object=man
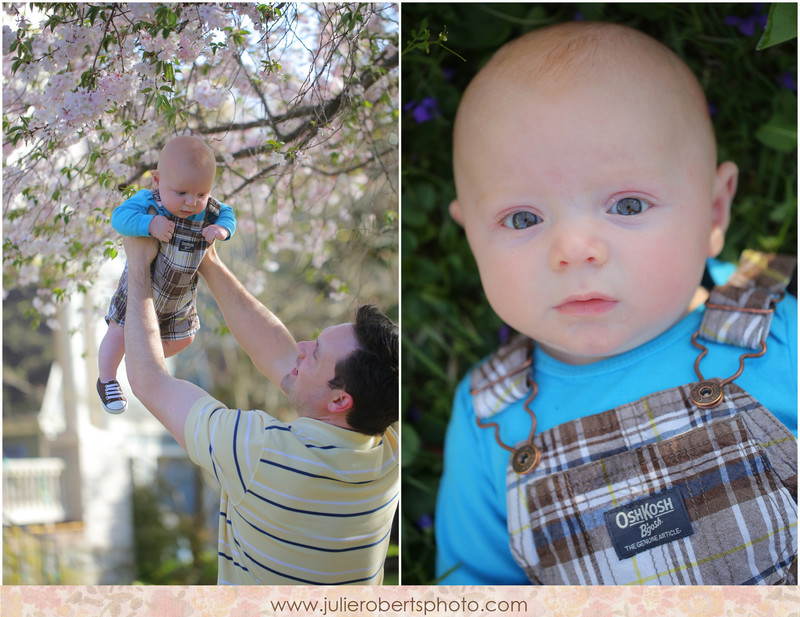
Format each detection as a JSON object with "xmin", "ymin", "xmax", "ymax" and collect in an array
[{"xmin": 122, "ymin": 236, "xmax": 399, "ymax": 585}]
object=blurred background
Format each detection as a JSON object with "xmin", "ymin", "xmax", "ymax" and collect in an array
[
  {"xmin": 3, "ymin": 2, "xmax": 398, "ymax": 584},
  {"xmin": 401, "ymin": 2, "xmax": 796, "ymax": 584}
]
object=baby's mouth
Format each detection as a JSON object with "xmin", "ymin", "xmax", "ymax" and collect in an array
[{"xmin": 555, "ymin": 294, "xmax": 618, "ymax": 316}]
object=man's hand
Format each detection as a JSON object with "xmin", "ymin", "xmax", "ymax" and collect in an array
[
  {"xmin": 202, "ymin": 224, "xmax": 230, "ymax": 243},
  {"xmin": 148, "ymin": 215, "xmax": 175, "ymax": 242},
  {"xmin": 122, "ymin": 234, "xmax": 159, "ymax": 267}
]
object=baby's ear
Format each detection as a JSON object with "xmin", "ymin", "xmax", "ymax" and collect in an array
[
  {"xmin": 449, "ymin": 200, "xmax": 465, "ymax": 226},
  {"xmin": 708, "ymin": 161, "xmax": 737, "ymax": 257}
]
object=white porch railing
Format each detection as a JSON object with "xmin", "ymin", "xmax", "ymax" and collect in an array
[{"xmin": 3, "ymin": 458, "xmax": 67, "ymax": 525}]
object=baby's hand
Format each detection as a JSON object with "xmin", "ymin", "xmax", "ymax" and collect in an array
[
  {"xmin": 149, "ymin": 215, "xmax": 175, "ymax": 242},
  {"xmin": 202, "ymin": 224, "xmax": 229, "ymax": 243}
]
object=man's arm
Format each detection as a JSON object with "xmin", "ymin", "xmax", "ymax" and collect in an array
[
  {"xmin": 123, "ymin": 235, "xmax": 210, "ymax": 450},
  {"xmin": 198, "ymin": 243, "xmax": 297, "ymax": 387}
]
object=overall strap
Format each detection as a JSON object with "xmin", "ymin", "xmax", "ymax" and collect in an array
[
  {"xmin": 204, "ymin": 196, "xmax": 222, "ymax": 223},
  {"xmin": 698, "ymin": 250, "xmax": 796, "ymax": 350},
  {"xmin": 470, "ymin": 334, "xmax": 532, "ymax": 420}
]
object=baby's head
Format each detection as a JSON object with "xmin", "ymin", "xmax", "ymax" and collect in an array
[
  {"xmin": 449, "ymin": 21, "xmax": 739, "ymax": 364},
  {"xmin": 153, "ymin": 135, "xmax": 217, "ymax": 218}
]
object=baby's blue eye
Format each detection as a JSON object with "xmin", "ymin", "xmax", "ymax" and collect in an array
[
  {"xmin": 502, "ymin": 211, "xmax": 542, "ymax": 229},
  {"xmin": 610, "ymin": 197, "xmax": 650, "ymax": 216}
]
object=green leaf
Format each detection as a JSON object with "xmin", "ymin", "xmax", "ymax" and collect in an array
[
  {"xmin": 755, "ymin": 116, "xmax": 797, "ymax": 152},
  {"xmin": 757, "ymin": 3, "xmax": 798, "ymax": 49},
  {"xmin": 401, "ymin": 423, "xmax": 421, "ymax": 468}
]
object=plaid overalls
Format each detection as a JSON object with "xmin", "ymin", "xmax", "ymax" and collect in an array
[
  {"xmin": 106, "ymin": 190, "xmax": 221, "ymax": 340},
  {"xmin": 471, "ymin": 251, "xmax": 797, "ymax": 585}
]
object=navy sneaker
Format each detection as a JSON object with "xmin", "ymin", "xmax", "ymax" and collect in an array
[{"xmin": 97, "ymin": 378, "xmax": 128, "ymax": 414}]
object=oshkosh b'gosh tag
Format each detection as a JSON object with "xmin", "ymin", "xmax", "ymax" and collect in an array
[
  {"xmin": 178, "ymin": 239, "xmax": 196, "ymax": 252},
  {"xmin": 604, "ymin": 487, "xmax": 694, "ymax": 560}
]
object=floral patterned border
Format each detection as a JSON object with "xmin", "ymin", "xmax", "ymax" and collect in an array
[{"xmin": 2, "ymin": 585, "xmax": 798, "ymax": 617}]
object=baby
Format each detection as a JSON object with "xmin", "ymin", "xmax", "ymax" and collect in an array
[
  {"xmin": 97, "ymin": 135, "xmax": 236, "ymax": 413},
  {"xmin": 437, "ymin": 22, "xmax": 797, "ymax": 585}
]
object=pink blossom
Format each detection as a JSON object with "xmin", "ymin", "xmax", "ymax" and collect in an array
[
  {"xmin": 197, "ymin": 4, "xmax": 231, "ymax": 31},
  {"xmin": 295, "ymin": 151, "xmax": 313, "ymax": 166},
  {"xmin": 194, "ymin": 79, "xmax": 228, "ymax": 109},
  {"xmin": 268, "ymin": 151, "xmax": 286, "ymax": 167}
]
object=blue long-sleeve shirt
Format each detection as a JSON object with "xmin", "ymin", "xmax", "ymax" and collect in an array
[{"xmin": 111, "ymin": 189, "xmax": 237, "ymax": 239}]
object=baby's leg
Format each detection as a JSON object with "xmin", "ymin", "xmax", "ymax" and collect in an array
[
  {"xmin": 162, "ymin": 334, "xmax": 194, "ymax": 358},
  {"xmin": 97, "ymin": 322, "xmax": 128, "ymax": 413},
  {"xmin": 98, "ymin": 322, "xmax": 125, "ymax": 382}
]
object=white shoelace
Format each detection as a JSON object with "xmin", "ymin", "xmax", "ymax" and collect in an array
[{"xmin": 103, "ymin": 381, "xmax": 124, "ymax": 400}]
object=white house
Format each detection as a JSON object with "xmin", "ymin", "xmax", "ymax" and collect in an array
[{"xmin": 3, "ymin": 259, "xmax": 198, "ymax": 584}]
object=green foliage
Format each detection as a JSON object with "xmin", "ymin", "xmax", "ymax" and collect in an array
[
  {"xmin": 401, "ymin": 2, "xmax": 796, "ymax": 584},
  {"xmin": 2, "ymin": 289, "xmax": 55, "ymax": 413},
  {"xmin": 131, "ymin": 485, "xmax": 180, "ymax": 583},
  {"xmin": 2, "ymin": 525, "xmax": 82, "ymax": 584},
  {"xmin": 131, "ymin": 484, "xmax": 217, "ymax": 585}
]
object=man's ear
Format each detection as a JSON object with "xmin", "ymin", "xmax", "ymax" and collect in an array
[
  {"xmin": 449, "ymin": 200, "xmax": 464, "ymax": 226},
  {"xmin": 709, "ymin": 161, "xmax": 738, "ymax": 258},
  {"xmin": 327, "ymin": 391, "xmax": 354, "ymax": 414}
]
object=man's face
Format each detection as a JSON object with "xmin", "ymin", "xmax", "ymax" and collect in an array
[
  {"xmin": 451, "ymin": 75, "xmax": 731, "ymax": 365},
  {"xmin": 281, "ymin": 323, "xmax": 359, "ymax": 416}
]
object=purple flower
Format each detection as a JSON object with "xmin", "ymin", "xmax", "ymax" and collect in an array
[
  {"xmin": 724, "ymin": 5, "xmax": 768, "ymax": 37},
  {"xmin": 404, "ymin": 97, "xmax": 440, "ymax": 123},
  {"xmin": 498, "ymin": 324, "xmax": 512, "ymax": 344},
  {"xmin": 442, "ymin": 67, "xmax": 456, "ymax": 82},
  {"xmin": 707, "ymin": 102, "xmax": 718, "ymax": 118},
  {"xmin": 408, "ymin": 405, "xmax": 422, "ymax": 422},
  {"xmin": 416, "ymin": 513, "xmax": 433, "ymax": 530},
  {"xmin": 780, "ymin": 72, "xmax": 797, "ymax": 93}
]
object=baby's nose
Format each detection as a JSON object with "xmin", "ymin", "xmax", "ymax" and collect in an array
[{"xmin": 549, "ymin": 227, "xmax": 608, "ymax": 271}]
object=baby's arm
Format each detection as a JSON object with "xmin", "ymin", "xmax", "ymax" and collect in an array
[
  {"xmin": 213, "ymin": 200, "xmax": 237, "ymax": 239},
  {"xmin": 436, "ymin": 379, "xmax": 531, "ymax": 584},
  {"xmin": 201, "ymin": 200, "xmax": 236, "ymax": 243},
  {"xmin": 111, "ymin": 190, "xmax": 159, "ymax": 237}
]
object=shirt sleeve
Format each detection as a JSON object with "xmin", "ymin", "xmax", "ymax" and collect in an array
[
  {"xmin": 213, "ymin": 200, "xmax": 237, "ymax": 239},
  {"xmin": 435, "ymin": 376, "xmax": 530, "ymax": 584},
  {"xmin": 185, "ymin": 396, "xmax": 270, "ymax": 505},
  {"xmin": 110, "ymin": 190, "xmax": 157, "ymax": 237},
  {"xmin": 766, "ymin": 293, "xmax": 798, "ymax": 436}
]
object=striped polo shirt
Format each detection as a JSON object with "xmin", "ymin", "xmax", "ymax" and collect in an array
[{"xmin": 186, "ymin": 396, "xmax": 399, "ymax": 585}]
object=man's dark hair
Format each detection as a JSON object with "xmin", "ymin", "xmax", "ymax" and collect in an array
[{"xmin": 328, "ymin": 304, "xmax": 398, "ymax": 435}]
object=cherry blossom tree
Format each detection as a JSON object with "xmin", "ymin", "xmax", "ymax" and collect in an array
[{"xmin": 3, "ymin": 2, "xmax": 399, "ymax": 327}]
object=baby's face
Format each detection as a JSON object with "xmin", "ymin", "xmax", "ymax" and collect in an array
[
  {"xmin": 153, "ymin": 159, "xmax": 214, "ymax": 219},
  {"xmin": 451, "ymin": 66, "xmax": 735, "ymax": 364}
]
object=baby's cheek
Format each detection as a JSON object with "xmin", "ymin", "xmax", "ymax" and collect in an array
[
  {"xmin": 634, "ymin": 247, "xmax": 701, "ymax": 317},
  {"xmin": 479, "ymin": 260, "xmax": 534, "ymax": 324}
]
